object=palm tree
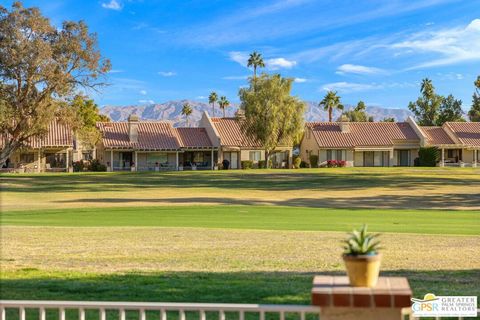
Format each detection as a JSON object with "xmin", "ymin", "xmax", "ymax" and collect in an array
[
  {"xmin": 218, "ymin": 96, "xmax": 230, "ymax": 118},
  {"xmin": 208, "ymin": 92, "xmax": 218, "ymax": 117},
  {"xmin": 247, "ymin": 51, "xmax": 265, "ymax": 79},
  {"xmin": 181, "ymin": 102, "xmax": 193, "ymax": 126},
  {"xmin": 319, "ymin": 91, "xmax": 344, "ymax": 122}
]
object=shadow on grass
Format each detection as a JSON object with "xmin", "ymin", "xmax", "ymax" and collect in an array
[
  {"xmin": 2, "ymin": 171, "xmax": 479, "ymax": 194},
  {"xmin": 1, "ymin": 270, "xmax": 479, "ymax": 303},
  {"xmin": 54, "ymin": 192, "xmax": 480, "ymax": 210}
]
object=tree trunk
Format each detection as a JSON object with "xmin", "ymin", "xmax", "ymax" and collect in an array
[
  {"xmin": 0, "ymin": 140, "xmax": 21, "ymax": 167},
  {"xmin": 328, "ymin": 108, "xmax": 333, "ymax": 122},
  {"xmin": 212, "ymin": 102, "xmax": 215, "ymax": 117},
  {"xmin": 264, "ymin": 150, "xmax": 270, "ymax": 169},
  {"xmin": 223, "ymin": 108, "xmax": 225, "ymax": 118}
]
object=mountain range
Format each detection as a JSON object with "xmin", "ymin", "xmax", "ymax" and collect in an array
[{"xmin": 100, "ymin": 100, "xmax": 413, "ymax": 127}]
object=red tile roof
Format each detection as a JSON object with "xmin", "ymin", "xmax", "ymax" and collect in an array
[
  {"xmin": 176, "ymin": 128, "xmax": 212, "ymax": 148},
  {"xmin": 1, "ymin": 121, "xmax": 73, "ymax": 149},
  {"xmin": 97, "ymin": 122, "xmax": 180, "ymax": 150},
  {"xmin": 211, "ymin": 117, "xmax": 262, "ymax": 148},
  {"xmin": 306, "ymin": 122, "xmax": 419, "ymax": 148},
  {"xmin": 445, "ymin": 122, "xmax": 480, "ymax": 147},
  {"xmin": 420, "ymin": 126, "xmax": 456, "ymax": 145}
]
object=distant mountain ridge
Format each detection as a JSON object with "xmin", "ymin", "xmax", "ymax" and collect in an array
[{"xmin": 101, "ymin": 100, "xmax": 413, "ymax": 127}]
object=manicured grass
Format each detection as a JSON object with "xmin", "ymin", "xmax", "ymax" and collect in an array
[
  {"xmin": 2, "ymin": 205, "xmax": 480, "ymax": 235},
  {"xmin": 2, "ymin": 168, "xmax": 480, "ymax": 211}
]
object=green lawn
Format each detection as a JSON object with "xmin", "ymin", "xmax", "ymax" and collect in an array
[
  {"xmin": 1, "ymin": 168, "xmax": 479, "ymax": 304},
  {"xmin": 2, "ymin": 205, "xmax": 479, "ymax": 235}
]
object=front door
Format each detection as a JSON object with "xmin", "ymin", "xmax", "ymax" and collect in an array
[
  {"xmin": 364, "ymin": 152, "xmax": 374, "ymax": 167},
  {"xmin": 120, "ymin": 152, "xmax": 133, "ymax": 168},
  {"xmin": 230, "ymin": 152, "xmax": 238, "ymax": 169},
  {"xmin": 398, "ymin": 150, "xmax": 410, "ymax": 166}
]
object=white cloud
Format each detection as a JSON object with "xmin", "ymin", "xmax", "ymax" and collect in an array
[
  {"xmin": 158, "ymin": 71, "xmax": 176, "ymax": 77},
  {"xmin": 391, "ymin": 19, "xmax": 480, "ymax": 69},
  {"xmin": 228, "ymin": 51, "xmax": 249, "ymax": 67},
  {"xmin": 138, "ymin": 99, "xmax": 154, "ymax": 104},
  {"xmin": 336, "ymin": 64, "xmax": 385, "ymax": 75},
  {"xmin": 196, "ymin": 96, "xmax": 207, "ymax": 100},
  {"xmin": 322, "ymin": 82, "xmax": 382, "ymax": 93},
  {"xmin": 139, "ymin": 90, "xmax": 147, "ymax": 95},
  {"xmin": 223, "ymin": 75, "xmax": 249, "ymax": 80},
  {"xmin": 294, "ymin": 78, "xmax": 307, "ymax": 83},
  {"xmin": 266, "ymin": 57, "xmax": 297, "ymax": 70},
  {"xmin": 101, "ymin": 0, "xmax": 122, "ymax": 10},
  {"xmin": 108, "ymin": 69, "xmax": 124, "ymax": 74}
]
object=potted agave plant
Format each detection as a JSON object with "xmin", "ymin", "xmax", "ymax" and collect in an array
[{"xmin": 342, "ymin": 225, "xmax": 381, "ymax": 287}]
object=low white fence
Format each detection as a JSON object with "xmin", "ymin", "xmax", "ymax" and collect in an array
[{"xmin": 0, "ymin": 301, "xmax": 321, "ymax": 320}]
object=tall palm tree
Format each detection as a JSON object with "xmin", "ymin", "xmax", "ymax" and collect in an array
[
  {"xmin": 181, "ymin": 102, "xmax": 193, "ymax": 126},
  {"xmin": 218, "ymin": 96, "xmax": 230, "ymax": 118},
  {"xmin": 247, "ymin": 51, "xmax": 265, "ymax": 79},
  {"xmin": 319, "ymin": 91, "xmax": 344, "ymax": 122},
  {"xmin": 208, "ymin": 92, "xmax": 218, "ymax": 117}
]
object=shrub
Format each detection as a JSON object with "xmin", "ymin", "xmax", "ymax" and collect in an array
[
  {"xmin": 343, "ymin": 224, "xmax": 381, "ymax": 256},
  {"xmin": 418, "ymin": 147, "xmax": 439, "ymax": 167},
  {"xmin": 241, "ymin": 160, "xmax": 253, "ymax": 169},
  {"xmin": 300, "ymin": 161, "xmax": 310, "ymax": 168},
  {"xmin": 258, "ymin": 160, "xmax": 266, "ymax": 168},
  {"xmin": 89, "ymin": 159, "xmax": 107, "ymax": 172},
  {"xmin": 327, "ymin": 160, "xmax": 347, "ymax": 168},
  {"xmin": 73, "ymin": 160, "xmax": 86, "ymax": 172},
  {"xmin": 309, "ymin": 155, "xmax": 319, "ymax": 168},
  {"xmin": 293, "ymin": 156, "xmax": 302, "ymax": 169}
]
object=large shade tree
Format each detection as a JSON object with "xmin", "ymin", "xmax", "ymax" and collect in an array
[
  {"xmin": 342, "ymin": 100, "xmax": 373, "ymax": 122},
  {"xmin": 239, "ymin": 74, "xmax": 305, "ymax": 168},
  {"xmin": 468, "ymin": 75, "xmax": 480, "ymax": 122},
  {"xmin": 436, "ymin": 94, "xmax": 464, "ymax": 125},
  {"xmin": 319, "ymin": 91, "xmax": 343, "ymax": 122},
  {"xmin": 0, "ymin": 2, "xmax": 110, "ymax": 165}
]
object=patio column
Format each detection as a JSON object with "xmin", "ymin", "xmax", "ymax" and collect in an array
[
  {"xmin": 134, "ymin": 150, "xmax": 138, "ymax": 172},
  {"xmin": 175, "ymin": 151, "xmax": 179, "ymax": 170},
  {"xmin": 389, "ymin": 149, "xmax": 394, "ymax": 167},
  {"xmin": 211, "ymin": 148, "xmax": 214, "ymax": 170},
  {"xmin": 110, "ymin": 150, "xmax": 114, "ymax": 171},
  {"xmin": 474, "ymin": 149, "xmax": 478, "ymax": 168},
  {"xmin": 66, "ymin": 149, "xmax": 69, "ymax": 171},
  {"xmin": 37, "ymin": 149, "xmax": 41, "ymax": 173},
  {"xmin": 441, "ymin": 148, "xmax": 445, "ymax": 167}
]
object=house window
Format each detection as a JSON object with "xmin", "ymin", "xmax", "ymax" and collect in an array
[
  {"xmin": 249, "ymin": 151, "xmax": 261, "ymax": 161},
  {"xmin": 147, "ymin": 153, "xmax": 168, "ymax": 164},
  {"xmin": 82, "ymin": 152, "xmax": 93, "ymax": 161},
  {"xmin": 20, "ymin": 153, "xmax": 34, "ymax": 163},
  {"xmin": 327, "ymin": 149, "xmax": 345, "ymax": 161},
  {"xmin": 193, "ymin": 152, "xmax": 204, "ymax": 163}
]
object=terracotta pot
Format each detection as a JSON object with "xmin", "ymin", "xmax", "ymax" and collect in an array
[{"xmin": 343, "ymin": 253, "xmax": 381, "ymax": 287}]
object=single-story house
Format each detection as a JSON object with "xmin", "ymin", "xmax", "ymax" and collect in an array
[
  {"xmin": 0, "ymin": 121, "xmax": 75, "ymax": 173},
  {"xmin": 96, "ymin": 114, "xmax": 217, "ymax": 171},
  {"xmin": 199, "ymin": 111, "xmax": 293, "ymax": 169},
  {"xmin": 301, "ymin": 117, "xmax": 420, "ymax": 167}
]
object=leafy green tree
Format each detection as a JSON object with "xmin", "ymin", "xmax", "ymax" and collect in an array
[
  {"xmin": 218, "ymin": 96, "xmax": 230, "ymax": 118},
  {"xmin": 436, "ymin": 94, "xmax": 464, "ymax": 125},
  {"xmin": 343, "ymin": 101, "xmax": 373, "ymax": 122},
  {"xmin": 468, "ymin": 76, "xmax": 480, "ymax": 122},
  {"xmin": 68, "ymin": 95, "xmax": 109, "ymax": 149},
  {"xmin": 408, "ymin": 78, "xmax": 442, "ymax": 126},
  {"xmin": 382, "ymin": 117, "xmax": 396, "ymax": 122},
  {"xmin": 0, "ymin": 2, "xmax": 110, "ymax": 165},
  {"xmin": 181, "ymin": 102, "xmax": 193, "ymax": 126},
  {"xmin": 239, "ymin": 74, "xmax": 305, "ymax": 168},
  {"xmin": 319, "ymin": 91, "xmax": 344, "ymax": 122},
  {"xmin": 247, "ymin": 51, "xmax": 265, "ymax": 79},
  {"xmin": 208, "ymin": 92, "xmax": 218, "ymax": 117}
]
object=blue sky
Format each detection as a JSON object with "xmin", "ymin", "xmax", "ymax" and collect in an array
[{"xmin": 6, "ymin": 0, "xmax": 480, "ymax": 109}]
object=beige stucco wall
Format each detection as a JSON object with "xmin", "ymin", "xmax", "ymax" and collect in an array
[
  {"xmin": 354, "ymin": 152, "xmax": 363, "ymax": 167},
  {"xmin": 300, "ymin": 128, "xmax": 319, "ymax": 163}
]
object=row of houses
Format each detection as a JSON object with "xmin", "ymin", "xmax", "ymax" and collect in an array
[{"xmin": 2, "ymin": 111, "xmax": 480, "ymax": 172}]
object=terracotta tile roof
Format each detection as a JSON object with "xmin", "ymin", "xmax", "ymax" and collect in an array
[
  {"xmin": 97, "ymin": 122, "xmax": 180, "ymax": 150},
  {"xmin": 211, "ymin": 117, "xmax": 262, "ymax": 148},
  {"xmin": 420, "ymin": 126, "xmax": 456, "ymax": 145},
  {"xmin": 445, "ymin": 122, "xmax": 480, "ymax": 147},
  {"xmin": 175, "ymin": 128, "xmax": 213, "ymax": 148},
  {"xmin": 306, "ymin": 122, "xmax": 419, "ymax": 148},
  {"xmin": 1, "ymin": 121, "xmax": 73, "ymax": 149}
]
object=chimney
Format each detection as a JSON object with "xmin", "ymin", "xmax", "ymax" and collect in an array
[
  {"xmin": 128, "ymin": 114, "xmax": 139, "ymax": 143},
  {"xmin": 338, "ymin": 114, "xmax": 350, "ymax": 133}
]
